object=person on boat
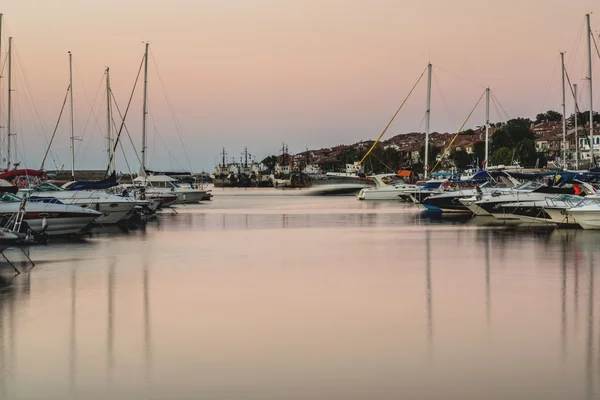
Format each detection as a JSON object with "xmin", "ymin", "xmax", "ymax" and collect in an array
[{"xmin": 573, "ymin": 183, "xmax": 582, "ymax": 195}]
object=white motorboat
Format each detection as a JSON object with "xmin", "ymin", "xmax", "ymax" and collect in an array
[
  {"xmin": 133, "ymin": 175, "xmax": 206, "ymax": 204},
  {"xmin": 476, "ymin": 181, "xmax": 594, "ymax": 222},
  {"xmin": 17, "ymin": 183, "xmax": 140, "ymax": 225},
  {"xmin": 565, "ymin": 197, "xmax": 600, "ymax": 229},
  {"xmin": 0, "ymin": 193, "xmax": 102, "ymax": 235},
  {"xmin": 356, "ymin": 174, "xmax": 417, "ymax": 200}
]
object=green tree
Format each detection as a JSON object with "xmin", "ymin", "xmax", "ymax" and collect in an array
[
  {"xmin": 535, "ymin": 110, "xmax": 562, "ymax": 123},
  {"xmin": 419, "ymin": 145, "xmax": 442, "ymax": 167},
  {"xmin": 490, "ymin": 147, "xmax": 514, "ymax": 165},
  {"xmin": 491, "ymin": 118, "xmax": 534, "ymax": 154},
  {"xmin": 463, "ymin": 129, "xmax": 475, "ymax": 135},
  {"xmin": 450, "ymin": 150, "xmax": 472, "ymax": 170},
  {"xmin": 261, "ymin": 155, "xmax": 278, "ymax": 172},
  {"xmin": 473, "ymin": 141, "xmax": 486, "ymax": 166}
]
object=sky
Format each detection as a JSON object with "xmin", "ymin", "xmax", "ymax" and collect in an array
[{"xmin": 0, "ymin": 0, "xmax": 599, "ymax": 173}]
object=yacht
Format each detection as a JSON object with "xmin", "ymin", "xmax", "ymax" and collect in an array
[
  {"xmin": 0, "ymin": 192, "xmax": 102, "ymax": 236},
  {"xmin": 565, "ymin": 197, "xmax": 600, "ymax": 229},
  {"xmin": 356, "ymin": 174, "xmax": 417, "ymax": 200},
  {"xmin": 133, "ymin": 175, "xmax": 207, "ymax": 204},
  {"xmin": 475, "ymin": 181, "xmax": 593, "ymax": 222},
  {"xmin": 17, "ymin": 183, "xmax": 140, "ymax": 225}
]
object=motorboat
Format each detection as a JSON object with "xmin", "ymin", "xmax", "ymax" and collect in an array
[
  {"xmin": 16, "ymin": 182, "xmax": 140, "ymax": 225},
  {"xmin": 132, "ymin": 175, "xmax": 207, "ymax": 204},
  {"xmin": 356, "ymin": 174, "xmax": 417, "ymax": 200},
  {"xmin": 0, "ymin": 193, "xmax": 102, "ymax": 236},
  {"xmin": 475, "ymin": 181, "xmax": 594, "ymax": 222},
  {"xmin": 565, "ymin": 197, "xmax": 600, "ymax": 229}
]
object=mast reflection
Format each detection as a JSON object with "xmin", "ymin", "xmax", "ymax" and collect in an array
[
  {"xmin": 586, "ymin": 252, "xmax": 594, "ymax": 400},
  {"xmin": 70, "ymin": 266, "xmax": 77, "ymax": 396},
  {"xmin": 107, "ymin": 259, "xmax": 115, "ymax": 380},
  {"xmin": 143, "ymin": 261, "xmax": 152, "ymax": 383},
  {"xmin": 425, "ymin": 230, "xmax": 433, "ymax": 362}
]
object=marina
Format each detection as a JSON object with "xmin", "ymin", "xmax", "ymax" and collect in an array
[{"xmin": 1, "ymin": 2, "xmax": 600, "ymax": 399}]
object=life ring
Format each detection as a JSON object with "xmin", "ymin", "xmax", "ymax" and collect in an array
[{"xmin": 12, "ymin": 177, "xmax": 27, "ymax": 189}]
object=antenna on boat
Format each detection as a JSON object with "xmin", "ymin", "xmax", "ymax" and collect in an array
[
  {"xmin": 561, "ymin": 51, "xmax": 567, "ymax": 170},
  {"xmin": 586, "ymin": 14, "xmax": 594, "ymax": 167},
  {"xmin": 424, "ymin": 63, "xmax": 432, "ymax": 179}
]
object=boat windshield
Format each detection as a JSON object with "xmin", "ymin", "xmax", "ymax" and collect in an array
[
  {"xmin": 169, "ymin": 181, "xmax": 181, "ymax": 188},
  {"xmin": 553, "ymin": 194, "xmax": 580, "ymax": 202},
  {"xmin": 31, "ymin": 182, "xmax": 64, "ymax": 192},
  {"xmin": 514, "ymin": 181, "xmax": 544, "ymax": 191},
  {"xmin": 571, "ymin": 197, "xmax": 600, "ymax": 208},
  {"xmin": 0, "ymin": 193, "xmax": 21, "ymax": 202}
]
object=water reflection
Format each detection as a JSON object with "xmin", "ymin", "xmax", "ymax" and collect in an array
[{"xmin": 1, "ymin": 198, "xmax": 600, "ymax": 398}]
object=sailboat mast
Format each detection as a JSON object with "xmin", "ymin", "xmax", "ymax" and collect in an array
[
  {"xmin": 7, "ymin": 37, "xmax": 12, "ymax": 171},
  {"xmin": 0, "ymin": 14, "xmax": 3, "ymax": 166},
  {"xmin": 561, "ymin": 52, "xmax": 567, "ymax": 170},
  {"xmin": 106, "ymin": 67, "xmax": 115, "ymax": 172},
  {"xmin": 586, "ymin": 14, "xmax": 594, "ymax": 166},
  {"xmin": 575, "ymin": 84, "xmax": 579, "ymax": 170},
  {"xmin": 485, "ymin": 87, "xmax": 490, "ymax": 169},
  {"xmin": 424, "ymin": 63, "xmax": 432, "ymax": 178},
  {"xmin": 69, "ymin": 51, "xmax": 75, "ymax": 180},
  {"xmin": 141, "ymin": 42, "xmax": 149, "ymax": 174}
]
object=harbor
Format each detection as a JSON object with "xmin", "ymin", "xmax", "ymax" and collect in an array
[{"xmin": 2, "ymin": 1, "xmax": 600, "ymax": 399}]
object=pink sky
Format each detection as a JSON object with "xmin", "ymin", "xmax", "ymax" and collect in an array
[{"xmin": 1, "ymin": 0, "xmax": 599, "ymax": 172}]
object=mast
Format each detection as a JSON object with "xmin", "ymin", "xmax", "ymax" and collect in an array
[
  {"xmin": 141, "ymin": 42, "xmax": 149, "ymax": 175},
  {"xmin": 485, "ymin": 87, "xmax": 490, "ymax": 169},
  {"xmin": 424, "ymin": 63, "xmax": 432, "ymax": 178},
  {"xmin": 575, "ymin": 84, "xmax": 579, "ymax": 170},
  {"xmin": 106, "ymin": 67, "xmax": 115, "ymax": 172},
  {"xmin": 561, "ymin": 52, "xmax": 567, "ymax": 170},
  {"xmin": 69, "ymin": 51, "xmax": 75, "ymax": 180},
  {"xmin": 244, "ymin": 146, "xmax": 248, "ymax": 167},
  {"xmin": 586, "ymin": 14, "xmax": 594, "ymax": 166},
  {"xmin": 221, "ymin": 147, "xmax": 226, "ymax": 167},
  {"xmin": 0, "ymin": 14, "xmax": 3, "ymax": 165},
  {"xmin": 6, "ymin": 37, "xmax": 12, "ymax": 171}
]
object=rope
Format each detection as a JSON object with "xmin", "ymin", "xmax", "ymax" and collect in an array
[
  {"xmin": 105, "ymin": 53, "xmax": 145, "ymax": 177},
  {"xmin": 358, "ymin": 66, "xmax": 427, "ymax": 165},
  {"xmin": 41, "ymin": 86, "xmax": 70, "ymax": 170},
  {"xmin": 430, "ymin": 89, "xmax": 486, "ymax": 174},
  {"xmin": 491, "ymin": 90, "xmax": 511, "ymax": 121}
]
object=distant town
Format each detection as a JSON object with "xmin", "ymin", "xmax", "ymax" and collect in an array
[{"xmin": 257, "ymin": 110, "xmax": 600, "ymax": 174}]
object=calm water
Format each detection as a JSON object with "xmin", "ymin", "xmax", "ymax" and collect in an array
[{"xmin": 0, "ymin": 190, "xmax": 599, "ymax": 399}]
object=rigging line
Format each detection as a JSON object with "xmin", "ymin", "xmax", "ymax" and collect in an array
[
  {"xmin": 358, "ymin": 66, "xmax": 428, "ymax": 165},
  {"xmin": 369, "ymin": 150, "xmax": 395, "ymax": 173},
  {"xmin": 110, "ymin": 90, "xmax": 143, "ymax": 168},
  {"xmin": 565, "ymin": 69, "xmax": 581, "ymax": 114},
  {"xmin": 12, "ymin": 45, "xmax": 54, "ymax": 152},
  {"xmin": 432, "ymin": 71, "xmax": 455, "ymax": 131},
  {"xmin": 118, "ymin": 135, "xmax": 133, "ymax": 179},
  {"xmin": 592, "ymin": 32, "xmax": 600, "ymax": 63},
  {"xmin": 72, "ymin": 62, "xmax": 104, "ymax": 164},
  {"xmin": 430, "ymin": 89, "xmax": 486, "ymax": 174},
  {"xmin": 490, "ymin": 90, "xmax": 510, "ymax": 121},
  {"xmin": 433, "ymin": 65, "xmax": 486, "ymax": 89},
  {"xmin": 149, "ymin": 50, "xmax": 193, "ymax": 172},
  {"xmin": 568, "ymin": 19, "xmax": 585, "ymax": 68},
  {"xmin": 540, "ymin": 55, "xmax": 560, "ymax": 113},
  {"xmin": 74, "ymin": 71, "xmax": 105, "ymax": 160},
  {"xmin": 75, "ymin": 76, "xmax": 106, "ymax": 169},
  {"xmin": 106, "ymin": 53, "xmax": 145, "ymax": 177},
  {"xmin": 147, "ymin": 99, "xmax": 186, "ymax": 171},
  {"xmin": 41, "ymin": 86, "xmax": 70, "ymax": 170}
]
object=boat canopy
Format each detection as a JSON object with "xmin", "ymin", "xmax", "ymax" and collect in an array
[
  {"xmin": 62, "ymin": 171, "xmax": 118, "ymax": 191},
  {"xmin": 0, "ymin": 169, "xmax": 45, "ymax": 180}
]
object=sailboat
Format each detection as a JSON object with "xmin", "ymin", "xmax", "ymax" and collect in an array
[{"xmin": 131, "ymin": 43, "xmax": 207, "ymax": 205}]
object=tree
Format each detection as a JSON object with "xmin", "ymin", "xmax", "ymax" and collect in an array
[
  {"xmin": 450, "ymin": 150, "xmax": 472, "ymax": 170},
  {"xmin": 491, "ymin": 118, "xmax": 535, "ymax": 154},
  {"xmin": 535, "ymin": 110, "xmax": 562, "ymax": 123},
  {"xmin": 567, "ymin": 110, "xmax": 600, "ymax": 125},
  {"xmin": 419, "ymin": 145, "xmax": 442, "ymax": 167},
  {"xmin": 490, "ymin": 147, "xmax": 514, "ymax": 165},
  {"xmin": 473, "ymin": 141, "xmax": 486, "ymax": 166},
  {"xmin": 261, "ymin": 155, "xmax": 278, "ymax": 172},
  {"xmin": 463, "ymin": 129, "xmax": 475, "ymax": 136}
]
